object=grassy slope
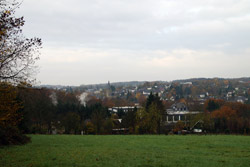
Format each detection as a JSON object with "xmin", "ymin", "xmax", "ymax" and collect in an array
[{"xmin": 0, "ymin": 135, "xmax": 250, "ymax": 167}]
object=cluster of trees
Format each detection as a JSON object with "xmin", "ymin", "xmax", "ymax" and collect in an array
[
  {"xmin": 136, "ymin": 93, "xmax": 165, "ymax": 134},
  {"xmin": 14, "ymin": 87, "xmax": 166, "ymax": 135},
  {"xmin": 190, "ymin": 99, "xmax": 250, "ymax": 134}
]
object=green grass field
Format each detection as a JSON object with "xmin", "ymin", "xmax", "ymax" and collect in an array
[{"xmin": 1, "ymin": 135, "xmax": 250, "ymax": 167}]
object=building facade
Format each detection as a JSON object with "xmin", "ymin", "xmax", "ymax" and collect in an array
[{"xmin": 166, "ymin": 103, "xmax": 200, "ymax": 124}]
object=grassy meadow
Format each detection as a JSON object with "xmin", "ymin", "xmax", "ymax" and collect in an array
[{"xmin": 0, "ymin": 135, "xmax": 250, "ymax": 167}]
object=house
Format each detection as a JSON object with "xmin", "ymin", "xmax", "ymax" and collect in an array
[
  {"xmin": 235, "ymin": 96, "xmax": 248, "ymax": 103},
  {"xmin": 143, "ymin": 91, "xmax": 151, "ymax": 96},
  {"xmin": 200, "ymin": 94, "xmax": 205, "ymax": 98},
  {"xmin": 165, "ymin": 102, "xmax": 200, "ymax": 124}
]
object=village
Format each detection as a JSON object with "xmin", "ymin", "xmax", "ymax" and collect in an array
[{"xmin": 36, "ymin": 78, "xmax": 250, "ymax": 135}]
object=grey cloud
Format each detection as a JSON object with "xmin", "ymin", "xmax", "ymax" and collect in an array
[
  {"xmin": 14, "ymin": 0, "xmax": 250, "ymax": 85},
  {"xmin": 18, "ymin": 0, "xmax": 250, "ymax": 50}
]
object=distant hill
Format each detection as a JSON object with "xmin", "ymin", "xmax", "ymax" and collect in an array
[
  {"xmin": 80, "ymin": 81, "xmax": 146, "ymax": 88},
  {"xmin": 38, "ymin": 77, "xmax": 250, "ymax": 90},
  {"xmin": 173, "ymin": 77, "xmax": 250, "ymax": 83}
]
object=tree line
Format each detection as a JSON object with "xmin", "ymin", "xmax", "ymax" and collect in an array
[
  {"xmin": 4, "ymin": 84, "xmax": 250, "ymax": 136},
  {"xmin": 15, "ymin": 86, "xmax": 166, "ymax": 135}
]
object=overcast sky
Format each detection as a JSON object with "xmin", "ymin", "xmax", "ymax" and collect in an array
[{"xmin": 16, "ymin": 0, "xmax": 250, "ymax": 86}]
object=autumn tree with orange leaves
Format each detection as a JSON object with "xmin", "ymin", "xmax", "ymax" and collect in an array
[
  {"xmin": 201, "ymin": 99, "xmax": 250, "ymax": 134},
  {"xmin": 211, "ymin": 106, "xmax": 237, "ymax": 133}
]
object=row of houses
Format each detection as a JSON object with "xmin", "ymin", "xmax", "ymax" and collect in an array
[{"xmin": 109, "ymin": 102, "xmax": 200, "ymax": 125}]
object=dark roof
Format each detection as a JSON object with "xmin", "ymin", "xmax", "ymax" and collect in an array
[{"xmin": 170, "ymin": 102, "xmax": 188, "ymax": 111}]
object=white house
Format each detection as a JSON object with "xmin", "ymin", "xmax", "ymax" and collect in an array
[{"xmin": 166, "ymin": 103, "xmax": 200, "ymax": 123}]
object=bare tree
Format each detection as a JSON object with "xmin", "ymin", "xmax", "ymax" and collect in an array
[{"xmin": 0, "ymin": 0, "xmax": 42, "ymax": 84}]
